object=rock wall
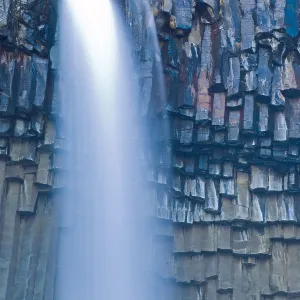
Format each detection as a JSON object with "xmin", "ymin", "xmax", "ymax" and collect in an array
[
  {"xmin": 0, "ymin": 1, "xmax": 60, "ymax": 299},
  {"xmin": 142, "ymin": 0, "xmax": 300, "ymax": 300},
  {"xmin": 0, "ymin": 0, "xmax": 298, "ymax": 299}
]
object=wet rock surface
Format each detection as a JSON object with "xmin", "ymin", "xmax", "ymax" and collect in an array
[
  {"xmin": 144, "ymin": 0, "xmax": 300, "ymax": 299},
  {"xmin": 0, "ymin": 0, "xmax": 300, "ymax": 299},
  {"xmin": 0, "ymin": 0, "xmax": 59, "ymax": 299}
]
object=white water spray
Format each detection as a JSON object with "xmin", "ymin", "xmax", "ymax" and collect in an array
[{"xmin": 55, "ymin": 0, "xmax": 158, "ymax": 299}]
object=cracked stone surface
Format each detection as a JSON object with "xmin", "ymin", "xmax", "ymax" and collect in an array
[
  {"xmin": 0, "ymin": 0, "xmax": 299, "ymax": 299},
  {"xmin": 134, "ymin": 0, "xmax": 300, "ymax": 300},
  {"xmin": 0, "ymin": 1, "xmax": 60, "ymax": 299}
]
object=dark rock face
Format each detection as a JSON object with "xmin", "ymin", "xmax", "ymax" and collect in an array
[
  {"xmin": 0, "ymin": 1, "xmax": 59, "ymax": 299},
  {"xmin": 0, "ymin": 0, "xmax": 300, "ymax": 299},
  {"xmin": 139, "ymin": 0, "xmax": 300, "ymax": 300}
]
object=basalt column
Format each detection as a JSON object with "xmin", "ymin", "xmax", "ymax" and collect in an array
[
  {"xmin": 143, "ymin": 0, "xmax": 300, "ymax": 300},
  {"xmin": 0, "ymin": 0, "xmax": 298, "ymax": 299},
  {"xmin": 0, "ymin": 1, "xmax": 61, "ymax": 299}
]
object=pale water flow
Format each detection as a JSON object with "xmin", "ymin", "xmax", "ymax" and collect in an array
[{"xmin": 56, "ymin": 0, "xmax": 166, "ymax": 299}]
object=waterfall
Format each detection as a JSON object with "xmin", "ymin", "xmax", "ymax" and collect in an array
[{"xmin": 55, "ymin": 0, "xmax": 166, "ymax": 300}]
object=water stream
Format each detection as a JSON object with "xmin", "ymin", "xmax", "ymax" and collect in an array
[{"xmin": 55, "ymin": 0, "xmax": 165, "ymax": 299}]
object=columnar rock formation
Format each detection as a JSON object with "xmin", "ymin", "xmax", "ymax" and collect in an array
[
  {"xmin": 0, "ymin": 1, "xmax": 60, "ymax": 299},
  {"xmin": 0, "ymin": 0, "xmax": 298, "ymax": 299},
  {"xmin": 138, "ymin": 0, "xmax": 300, "ymax": 300}
]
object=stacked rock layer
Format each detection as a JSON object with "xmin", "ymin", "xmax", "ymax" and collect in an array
[
  {"xmin": 0, "ymin": 0, "xmax": 299, "ymax": 299},
  {"xmin": 0, "ymin": 1, "xmax": 60, "ymax": 299},
  {"xmin": 143, "ymin": 0, "xmax": 300, "ymax": 299}
]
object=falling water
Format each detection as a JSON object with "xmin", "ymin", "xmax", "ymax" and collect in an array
[{"xmin": 56, "ymin": 0, "xmax": 167, "ymax": 300}]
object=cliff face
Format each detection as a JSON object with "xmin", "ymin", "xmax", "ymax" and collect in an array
[
  {"xmin": 0, "ymin": 0, "xmax": 299, "ymax": 299},
  {"xmin": 0, "ymin": 1, "xmax": 60, "ymax": 299},
  {"xmin": 139, "ymin": 0, "xmax": 300, "ymax": 300}
]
